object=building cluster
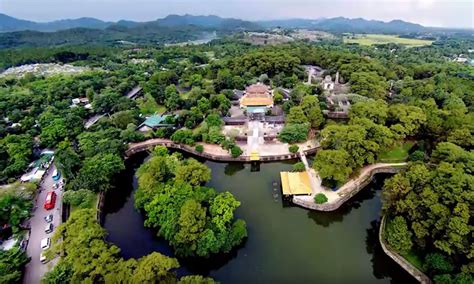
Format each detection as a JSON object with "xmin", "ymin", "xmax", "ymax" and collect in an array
[{"xmin": 239, "ymin": 83, "xmax": 274, "ymax": 120}]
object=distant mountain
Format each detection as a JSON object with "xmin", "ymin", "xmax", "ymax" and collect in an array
[
  {"xmin": 258, "ymin": 17, "xmax": 425, "ymax": 33},
  {"xmin": 0, "ymin": 13, "xmax": 259, "ymax": 33},
  {"xmin": 0, "ymin": 13, "xmax": 112, "ymax": 32}
]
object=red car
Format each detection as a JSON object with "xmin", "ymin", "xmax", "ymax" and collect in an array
[{"xmin": 44, "ymin": 192, "xmax": 57, "ymax": 210}]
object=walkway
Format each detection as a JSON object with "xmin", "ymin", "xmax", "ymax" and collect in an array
[{"xmin": 293, "ymin": 163, "xmax": 407, "ymax": 211}]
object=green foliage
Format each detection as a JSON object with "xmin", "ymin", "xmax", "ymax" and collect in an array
[
  {"xmin": 301, "ymin": 95, "xmax": 324, "ymax": 129},
  {"xmin": 179, "ymin": 275, "xmax": 216, "ymax": 284},
  {"xmin": 71, "ymin": 153, "xmax": 125, "ymax": 192},
  {"xmin": 424, "ymin": 253, "xmax": 454, "ymax": 275},
  {"xmin": 0, "ymin": 186, "xmax": 33, "ymax": 232},
  {"xmin": 195, "ymin": 144, "xmax": 204, "ymax": 153},
  {"xmin": 292, "ymin": 162, "xmax": 306, "ymax": 172},
  {"xmin": 230, "ymin": 145, "xmax": 243, "ymax": 158},
  {"xmin": 349, "ymin": 99, "xmax": 388, "ymax": 124},
  {"xmin": 382, "ymin": 143, "xmax": 472, "ymax": 275},
  {"xmin": 314, "ymin": 193, "xmax": 328, "ymax": 204},
  {"xmin": 171, "ymin": 129, "xmax": 196, "ymax": 145},
  {"xmin": 409, "ymin": 150, "xmax": 425, "ymax": 162},
  {"xmin": 136, "ymin": 151, "xmax": 246, "ymax": 258},
  {"xmin": 385, "ymin": 216, "xmax": 413, "ymax": 253},
  {"xmin": 349, "ymin": 71, "xmax": 388, "ymax": 100},
  {"xmin": 54, "ymin": 141, "xmax": 81, "ymax": 181},
  {"xmin": 286, "ymin": 106, "xmax": 308, "ymax": 124},
  {"xmin": 0, "ymin": 134, "xmax": 33, "ymax": 183},
  {"xmin": 45, "ymin": 209, "xmax": 198, "ymax": 283},
  {"xmin": 313, "ymin": 149, "xmax": 352, "ymax": 186},
  {"xmin": 0, "ymin": 248, "xmax": 29, "ymax": 284},
  {"xmin": 63, "ymin": 189, "xmax": 96, "ymax": 209},
  {"xmin": 278, "ymin": 124, "xmax": 309, "ymax": 143},
  {"xmin": 288, "ymin": 144, "xmax": 299, "ymax": 153}
]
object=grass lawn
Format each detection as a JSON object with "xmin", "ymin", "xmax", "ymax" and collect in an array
[
  {"xmin": 344, "ymin": 34, "xmax": 433, "ymax": 47},
  {"xmin": 378, "ymin": 141, "xmax": 415, "ymax": 162},
  {"xmin": 137, "ymin": 93, "xmax": 166, "ymax": 115},
  {"xmin": 402, "ymin": 250, "xmax": 425, "ymax": 272},
  {"xmin": 70, "ymin": 192, "xmax": 99, "ymax": 214}
]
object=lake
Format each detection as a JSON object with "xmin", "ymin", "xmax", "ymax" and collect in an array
[{"xmin": 103, "ymin": 153, "xmax": 416, "ymax": 284}]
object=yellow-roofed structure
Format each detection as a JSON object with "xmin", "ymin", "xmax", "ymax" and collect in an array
[
  {"xmin": 249, "ymin": 150, "xmax": 260, "ymax": 161},
  {"xmin": 280, "ymin": 171, "xmax": 312, "ymax": 196}
]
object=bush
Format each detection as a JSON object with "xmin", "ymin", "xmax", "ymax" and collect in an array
[
  {"xmin": 195, "ymin": 145, "xmax": 204, "ymax": 153},
  {"xmin": 289, "ymin": 144, "xmax": 299, "ymax": 153},
  {"xmin": 314, "ymin": 193, "xmax": 328, "ymax": 204},
  {"xmin": 230, "ymin": 145, "xmax": 243, "ymax": 158},
  {"xmin": 293, "ymin": 162, "xmax": 306, "ymax": 172},
  {"xmin": 409, "ymin": 150, "xmax": 425, "ymax": 162}
]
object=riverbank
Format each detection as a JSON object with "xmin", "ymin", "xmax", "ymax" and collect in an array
[
  {"xmin": 379, "ymin": 217, "xmax": 432, "ymax": 284},
  {"xmin": 293, "ymin": 163, "xmax": 407, "ymax": 211},
  {"xmin": 125, "ymin": 138, "xmax": 319, "ymax": 162}
]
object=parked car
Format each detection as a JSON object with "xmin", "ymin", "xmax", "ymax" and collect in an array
[
  {"xmin": 52, "ymin": 169, "xmax": 61, "ymax": 181},
  {"xmin": 40, "ymin": 252, "xmax": 49, "ymax": 264},
  {"xmin": 44, "ymin": 191, "xmax": 57, "ymax": 210},
  {"xmin": 40, "ymin": 238, "xmax": 50, "ymax": 251},
  {"xmin": 45, "ymin": 223, "xmax": 53, "ymax": 234},
  {"xmin": 44, "ymin": 214, "xmax": 53, "ymax": 223},
  {"xmin": 19, "ymin": 239, "xmax": 28, "ymax": 251}
]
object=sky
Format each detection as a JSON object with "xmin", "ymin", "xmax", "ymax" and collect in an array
[{"xmin": 1, "ymin": 0, "xmax": 473, "ymax": 28}]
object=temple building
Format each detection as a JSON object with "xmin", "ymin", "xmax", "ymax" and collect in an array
[{"xmin": 239, "ymin": 83, "xmax": 274, "ymax": 119}]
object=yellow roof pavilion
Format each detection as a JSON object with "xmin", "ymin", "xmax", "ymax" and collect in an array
[{"xmin": 280, "ymin": 171, "xmax": 312, "ymax": 195}]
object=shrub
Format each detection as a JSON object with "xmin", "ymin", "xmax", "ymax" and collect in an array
[
  {"xmin": 171, "ymin": 129, "xmax": 195, "ymax": 145},
  {"xmin": 314, "ymin": 193, "xmax": 328, "ymax": 204},
  {"xmin": 230, "ymin": 145, "xmax": 243, "ymax": 158},
  {"xmin": 385, "ymin": 216, "xmax": 413, "ymax": 253},
  {"xmin": 409, "ymin": 150, "xmax": 425, "ymax": 162},
  {"xmin": 289, "ymin": 145, "xmax": 299, "ymax": 153},
  {"xmin": 293, "ymin": 162, "xmax": 306, "ymax": 172},
  {"xmin": 63, "ymin": 189, "xmax": 95, "ymax": 209},
  {"xmin": 195, "ymin": 145, "xmax": 204, "ymax": 153}
]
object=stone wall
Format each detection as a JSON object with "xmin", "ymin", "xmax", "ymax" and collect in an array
[
  {"xmin": 379, "ymin": 217, "xmax": 432, "ymax": 284},
  {"xmin": 293, "ymin": 166, "xmax": 404, "ymax": 212},
  {"xmin": 125, "ymin": 139, "xmax": 319, "ymax": 162}
]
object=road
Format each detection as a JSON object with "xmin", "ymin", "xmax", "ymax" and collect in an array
[{"xmin": 23, "ymin": 165, "xmax": 63, "ymax": 284}]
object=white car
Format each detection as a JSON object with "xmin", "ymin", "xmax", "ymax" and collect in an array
[
  {"xmin": 45, "ymin": 223, "xmax": 53, "ymax": 234},
  {"xmin": 40, "ymin": 238, "xmax": 50, "ymax": 251},
  {"xmin": 40, "ymin": 252, "xmax": 49, "ymax": 264}
]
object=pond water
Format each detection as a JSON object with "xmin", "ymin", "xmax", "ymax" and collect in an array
[{"xmin": 103, "ymin": 153, "xmax": 416, "ymax": 284}]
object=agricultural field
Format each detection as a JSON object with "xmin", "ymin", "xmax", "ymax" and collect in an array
[{"xmin": 344, "ymin": 34, "xmax": 433, "ymax": 47}]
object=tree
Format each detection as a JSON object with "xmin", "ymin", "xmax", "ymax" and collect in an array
[
  {"xmin": 195, "ymin": 144, "xmax": 204, "ymax": 153},
  {"xmin": 42, "ymin": 262, "xmax": 73, "ymax": 284},
  {"xmin": 286, "ymin": 106, "xmax": 308, "ymax": 124},
  {"xmin": 289, "ymin": 83, "xmax": 310, "ymax": 104},
  {"xmin": 175, "ymin": 158, "xmax": 211, "ymax": 186},
  {"xmin": 313, "ymin": 149, "xmax": 353, "ymax": 186},
  {"xmin": 92, "ymin": 89, "xmax": 122, "ymax": 113},
  {"xmin": 278, "ymin": 124, "xmax": 309, "ymax": 143},
  {"xmin": 0, "ymin": 248, "xmax": 29, "ymax": 284},
  {"xmin": 63, "ymin": 189, "xmax": 95, "ymax": 209},
  {"xmin": 72, "ymin": 153, "xmax": 125, "ymax": 192},
  {"xmin": 385, "ymin": 216, "xmax": 413, "ymax": 253},
  {"xmin": 215, "ymin": 68, "xmax": 234, "ymax": 91},
  {"xmin": 165, "ymin": 84, "xmax": 181, "ymax": 110},
  {"xmin": 133, "ymin": 252, "xmax": 179, "ymax": 283},
  {"xmin": 349, "ymin": 100, "xmax": 388, "ymax": 124},
  {"xmin": 314, "ymin": 193, "xmax": 328, "ymax": 204},
  {"xmin": 209, "ymin": 192, "xmax": 240, "ymax": 232},
  {"xmin": 349, "ymin": 71, "xmax": 388, "ymax": 100},
  {"xmin": 171, "ymin": 129, "xmax": 195, "ymax": 145},
  {"xmin": 0, "ymin": 187, "xmax": 33, "ymax": 233},
  {"xmin": 424, "ymin": 253, "xmax": 454, "ymax": 275},
  {"xmin": 388, "ymin": 104, "xmax": 426, "ymax": 138},
  {"xmin": 301, "ymin": 95, "xmax": 324, "ymax": 129},
  {"xmin": 55, "ymin": 141, "xmax": 81, "ymax": 181},
  {"xmin": 174, "ymin": 199, "xmax": 207, "ymax": 257}
]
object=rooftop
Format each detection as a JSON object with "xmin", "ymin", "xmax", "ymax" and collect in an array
[
  {"xmin": 142, "ymin": 114, "xmax": 172, "ymax": 128},
  {"xmin": 280, "ymin": 171, "xmax": 312, "ymax": 196}
]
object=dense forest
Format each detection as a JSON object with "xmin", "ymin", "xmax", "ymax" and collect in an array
[{"xmin": 0, "ymin": 32, "xmax": 472, "ymax": 283}]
